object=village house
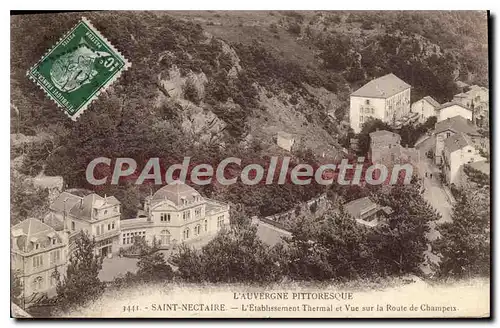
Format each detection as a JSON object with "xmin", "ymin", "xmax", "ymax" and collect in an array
[
  {"xmin": 344, "ymin": 197, "xmax": 393, "ymax": 228},
  {"xmin": 349, "ymin": 73, "xmax": 411, "ymax": 133},
  {"xmin": 276, "ymin": 131, "xmax": 295, "ymax": 152},
  {"xmin": 49, "ymin": 191, "xmax": 122, "ymax": 258},
  {"xmin": 441, "ymin": 133, "xmax": 487, "ymax": 185},
  {"xmin": 369, "ymin": 130, "xmax": 419, "ymax": 174},
  {"xmin": 452, "ymin": 85, "xmax": 489, "ymax": 128},
  {"xmin": 120, "ymin": 181, "xmax": 230, "ymax": 249},
  {"xmin": 11, "ymin": 219, "xmax": 69, "ymax": 304},
  {"xmin": 436, "ymin": 101, "xmax": 473, "ymax": 122},
  {"xmin": 434, "ymin": 115, "xmax": 482, "ymax": 165},
  {"xmin": 410, "ymin": 96, "xmax": 440, "ymax": 124}
]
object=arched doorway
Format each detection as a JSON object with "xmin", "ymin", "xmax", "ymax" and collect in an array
[{"xmin": 160, "ymin": 230, "xmax": 171, "ymax": 245}]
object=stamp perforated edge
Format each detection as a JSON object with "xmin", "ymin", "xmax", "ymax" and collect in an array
[{"xmin": 26, "ymin": 16, "xmax": 132, "ymax": 121}]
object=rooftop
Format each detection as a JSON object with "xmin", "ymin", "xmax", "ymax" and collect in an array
[
  {"xmin": 437, "ymin": 101, "xmax": 472, "ymax": 112},
  {"xmin": 444, "ymin": 133, "xmax": 474, "ymax": 153},
  {"xmin": 369, "ymin": 130, "xmax": 401, "ymax": 143},
  {"xmin": 254, "ymin": 220, "xmax": 291, "ymax": 247},
  {"xmin": 422, "ymin": 96, "xmax": 440, "ymax": 108},
  {"xmin": 434, "ymin": 115, "xmax": 479, "ymax": 136},
  {"xmin": 68, "ymin": 194, "xmax": 119, "ymax": 219},
  {"xmin": 344, "ymin": 197, "xmax": 378, "ymax": 220},
  {"xmin": 151, "ymin": 181, "xmax": 202, "ymax": 207},
  {"xmin": 351, "ymin": 73, "xmax": 410, "ymax": 98},
  {"xmin": 11, "ymin": 218, "xmax": 59, "ymax": 253},
  {"xmin": 467, "ymin": 160, "xmax": 490, "ymax": 176}
]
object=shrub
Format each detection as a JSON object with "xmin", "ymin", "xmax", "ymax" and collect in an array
[{"xmin": 183, "ymin": 78, "xmax": 201, "ymax": 105}]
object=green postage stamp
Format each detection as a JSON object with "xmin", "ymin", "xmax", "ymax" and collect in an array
[{"xmin": 27, "ymin": 17, "xmax": 131, "ymax": 121}]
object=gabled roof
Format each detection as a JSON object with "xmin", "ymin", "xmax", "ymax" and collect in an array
[
  {"xmin": 369, "ymin": 130, "xmax": 401, "ymax": 144},
  {"xmin": 434, "ymin": 115, "xmax": 479, "ymax": 136},
  {"xmin": 351, "ymin": 73, "xmax": 410, "ymax": 98},
  {"xmin": 437, "ymin": 101, "xmax": 472, "ymax": 112},
  {"xmin": 11, "ymin": 218, "xmax": 58, "ymax": 253},
  {"xmin": 50, "ymin": 191, "xmax": 82, "ymax": 213},
  {"xmin": 422, "ymin": 96, "xmax": 440, "ymax": 108},
  {"xmin": 444, "ymin": 133, "xmax": 474, "ymax": 153},
  {"xmin": 344, "ymin": 197, "xmax": 378, "ymax": 220},
  {"xmin": 369, "ymin": 130, "xmax": 400, "ymax": 139}
]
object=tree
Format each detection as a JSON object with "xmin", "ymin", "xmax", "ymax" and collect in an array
[
  {"xmin": 55, "ymin": 232, "xmax": 105, "ymax": 310},
  {"xmin": 136, "ymin": 243, "xmax": 173, "ymax": 282},
  {"xmin": 11, "ymin": 269, "xmax": 23, "ymax": 306},
  {"xmin": 175, "ymin": 225, "xmax": 284, "ymax": 283},
  {"xmin": 371, "ymin": 184, "xmax": 440, "ymax": 275},
  {"xmin": 285, "ymin": 210, "xmax": 373, "ymax": 281},
  {"xmin": 435, "ymin": 188, "xmax": 490, "ymax": 278}
]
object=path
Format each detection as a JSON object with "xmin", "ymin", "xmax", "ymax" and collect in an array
[{"xmin": 415, "ymin": 135, "xmax": 453, "ymax": 274}]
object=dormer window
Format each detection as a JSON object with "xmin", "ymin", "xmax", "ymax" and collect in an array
[
  {"xmin": 35, "ymin": 243, "xmax": 40, "ymax": 250},
  {"xmin": 52, "ymin": 238, "xmax": 56, "ymax": 245},
  {"xmin": 94, "ymin": 209, "xmax": 98, "ymax": 217},
  {"xmin": 104, "ymin": 210, "xmax": 108, "ymax": 215}
]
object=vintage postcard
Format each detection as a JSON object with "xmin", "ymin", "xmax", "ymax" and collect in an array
[{"xmin": 10, "ymin": 11, "xmax": 490, "ymax": 318}]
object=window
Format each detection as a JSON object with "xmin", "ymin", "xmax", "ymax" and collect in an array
[
  {"xmin": 32, "ymin": 255, "xmax": 43, "ymax": 269},
  {"xmin": 114, "ymin": 206, "xmax": 118, "ymax": 212},
  {"xmin": 446, "ymin": 132, "xmax": 451, "ymax": 138},
  {"xmin": 35, "ymin": 243, "xmax": 39, "ymax": 250},
  {"xmin": 360, "ymin": 116, "xmax": 364, "ymax": 123},
  {"xmin": 71, "ymin": 221, "xmax": 75, "ymax": 231},
  {"xmin": 217, "ymin": 216, "xmax": 224, "ymax": 229},
  {"xmin": 94, "ymin": 209, "xmax": 98, "ymax": 217},
  {"xmin": 183, "ymin": 228, "xmax": 190, "ymax": 240},
  {"xmin": 50, "ymin": 274, "xmax": 58, "ymax": 287},
  {"xmin": 122, "ymin": 238, "xmax": 126, "ymax": 244},
  {"xmin": 183, "ymin": 211, "xmax": 191, "ymax": 221},
  {"xmin": 52, "ymin": 238, "xmax": 56, "ymax": 245},
  {"xmin": 468, "ymin": 149, "xmax": 472, "ymax": 153},
  {"xmin": 96, "ymin": 225, "xmax": 100, "ymax": 235},
  {"xmin": 160, "ymin": 213, "xmax": 171, "ymax": 222},
  {"xmin": 50, "ymin": 249, "xmax": 61, "ymax": 265},
  {"xmin": 365, "ymin": 99, "xmax": 370, "ymax": 105},
  {"xmin": 108, "ymin": 224, "xmax": 111, "ymax": 231},
  {"xmin": 204, "ymin": 220, "xmax": 208, "ymax": 232},
  {"xmin": 104, "ymin": 210, "xmax": 108, "ymax": 215},
  {"xmin": 195, "ymin": 208, "xmax": 201, "ymax": 218},
  {"xmin": 195, "ymin": 225, "xmax": 201, "ymax": 235},
  {"xmin": 112, "ymin": 221, "xmax": 115, "ymax": 229},
  {"xmin": 371, "ymin": 108, "xmax": 374, "ymax": 114},
  {"xmin": 160, "ymin": 230, "xmax": 171, "ymax": 245},
  {"xmin": 32, "ymin": 276, "xmax": 43, "ymax": 291}
]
